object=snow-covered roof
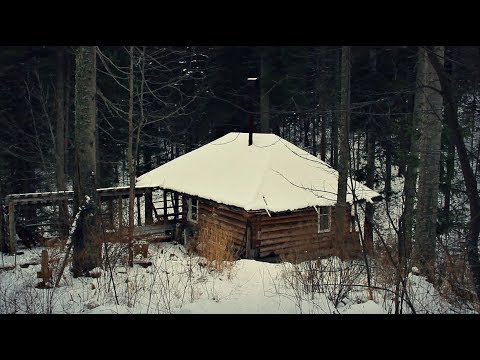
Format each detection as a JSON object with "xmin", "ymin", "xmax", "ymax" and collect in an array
[{"xmin": 136, "ymin": 132, "xmax": 381, "ymax": 212}]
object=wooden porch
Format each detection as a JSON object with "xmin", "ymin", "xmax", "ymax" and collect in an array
[{"xmin": 2, "ymin": 186, "xmax": 184, "ymax": 255}]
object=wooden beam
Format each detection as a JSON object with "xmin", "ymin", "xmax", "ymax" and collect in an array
[
  {"xmin": 107, "ymin": 198, "xmax": 114, "ymax": 228},
  {"xmin": 136, "ymin": 195, "xmax": 141, "ymax": 226},
  {"xmin": 163, "ymin": 189, "xmax": 168, "ymax": 224},
  {"xmin": 145, "ymin": 189, "xmax": 153, "ymax": 225},
  {"xmin": 8, "ymin": 202, "xmax": 15, "ymax": 255},
  {"xmin": 173, "ymin": 191, "xmax": 179, "ymax": 220},
  {"xmin": 118, "ymin": 197, "xmax": 123, "ymax": 229}
]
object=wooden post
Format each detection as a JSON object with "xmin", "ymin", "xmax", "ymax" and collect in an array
[
  {"xmin": 37, "ymin": 249, "xmax": 52, "ymax": 287},
  {"xmin": 136, "ymin": 195, "xmax": 141, "ymax": 226},
  {"xmin": 118, "ymin": 196, "xmax": 123, "ymax": 229},
  {"xmin": 8, "ymin": 201, "xmax": 15, "ymax": 255},
  {"xmin": 107, "ymin": 198, "xmax": 114, "ymax": 229},
  {"xmin": 163, "ymin": 189, "xmax": 168, "ymax": 224},
  {"xmin": 145, "ymin": 189, "xmax": 153, "ymax": 225},
  {"xmin": 173, "ymin": 192, "xmax": 179, "ymax": 221}
]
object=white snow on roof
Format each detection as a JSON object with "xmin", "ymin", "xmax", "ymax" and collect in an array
[{"xmin": 136, "ymin": 132, "xmax": 381, "ymax": 212}]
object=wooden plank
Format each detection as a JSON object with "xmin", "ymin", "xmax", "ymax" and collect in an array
[
  {"xmin": 201, "ymin": 212, "xmax": 246, "ymax": 230},
  {"xmin": 199, "ymin": 217, "xmax": 246, "ymax": 234},
  {"xmin": 259, "ymin": 240, "xmax": 332, "ymax": 258},
  {"xmin": 259, "ymin": 237, "xmax": 319, "ymax": 250},
  {"xmin": 11, "ymin": 198, "xmax": 74, "ymax": 206},
  {"xmin": 258, "ymin": 238, "xmax": 333, "ymax": 250},
  {"xmin": 136, "ymin": 195, "xmax": 141, "ymax": 226},
  {"xmin": 118, "ymin": 197, "xmax": 123, "ymax": 229},
  {"xmin": 199, "ymin": 203, "xmax": 247, "ymax": 222},
  {"xmin": 260, "ymin": 221, "xmax": 317, "ymax": 234},
  {"xmin": 260, "ymin": 213, "xmax": 317, "ymax": 226},
  {"xmin": 145, "ymin": 189, "xmax": 153, "ymax": 225},
  {"xmin": 201, "ymin": 198, "xmax": 248, "ymax": 216},
  {"xmin": 259, "ymin": 235, "xmax": 321, "ymax": 251},
  {"xmin": 258, "ymin": 234, "xmax": 333, "ymax": 251},
  {"xmin": 107, "ymin": 198, "xmax": 114, "ymax": 228},
  {"xmin": 163, "ymin": 190, "xmax": 168, "ymax": 224},
  {"xmin": 214, "ymin": 209, "xmax": 247, "ymax": 224},
  {"xmin": 259, "ymin": 227, "xmax": 318, "ymax": 242},
  {"xmin": 200, "ymin": 218, "xmax": 246, "ymax": 238},
  {"xmin": 8, "ymin": 202, "xmax": 15, "ymax": 255}
]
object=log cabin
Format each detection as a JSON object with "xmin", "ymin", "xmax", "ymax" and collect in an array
[{"xmin": 136, "ymin": 132, "xmax": 381, "ymax": 261}]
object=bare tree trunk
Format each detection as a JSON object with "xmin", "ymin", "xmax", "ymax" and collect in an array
[
  {"xmin": 312, "ymin": 115, "xmax": 317, "ymax": 156},
  {"xmin": 143, "ymin": 146, "xmax": 153, "ymax": 225},
  {"xmin": 303, "ymin": 117, "xmax": 310, "ymax": 148},
  {"xmin": 64, "ymin": 49, "xmax": 71, "ymax": 185},
  {"xmin": 385, "ymin": 145, "xmax": 392, "ymax": 199},
  {"xmin": 364, "ymin": 123, "xmax": 375, "ymax": 253},
  {"xmin": 0, "ymin": 181, "xmax": 5, "ymax": 253},
  {"xmin": 330, "ymin": 49, "xmax": 341, "ymax": 169},
  {"xmin": 331, "ymin": 113, "xmax": 338, "ymax": 168},
  {"xmin": 260, "ymin": 47, "xmax": 270, "ymax": 133},
  {"xmin": 335, "ymin": 46, "xmax": 351, "ymax": 259},
  {"xmin": 401, "ymin": 48, "xmax": 426, "ymax": 264},
  {"xmin": 442, "ymin": 128, "xmax": 455, "ymax": 233},
  {"xmin": 415, "ymin": 46, "xmax": 444, "ymax": 282},
  {"xmin": 364, "ymin": 48, "xmax": 377, "ymax": 253},
  {"xmin": 320, "ymin": 114, "xmax": 327, "ymax": 161},
  {"xmin": 72, "ymin": 46, "xmax": 100, "ymax": 277},
  {"xmin": 427, "ymin": 47, "xmax": 480, "ymax": 300},
  {"xmin": 127, "ymin": 46, "xmax": 135, "ymax": 267},
  {"xmin": 56, "ymin": 47, "xmax": 68, "ymax": 237}
]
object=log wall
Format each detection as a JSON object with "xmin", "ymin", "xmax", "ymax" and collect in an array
[
  {"xmin": 254, "ymin": 206, "xmax": 361, "ymax": 261},
  {"xmin": 195, "ymin": 199, "xmax": 248, "ymax": 256},
  {"xmin": 183, "ymin": 196, "xmax": 362, "ymax": 262}
]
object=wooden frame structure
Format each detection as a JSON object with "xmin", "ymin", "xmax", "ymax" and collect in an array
[{"xmin": 4, "ymin": 186, "xmax": 182, "ymax": 255}]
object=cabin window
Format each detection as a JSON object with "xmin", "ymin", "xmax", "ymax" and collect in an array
[
  {"xmin": 187, "ymin": 197, "xmax": 198, "ymax": 223},
  {"xmin": 318, "ymin": 206, "xmax": 330, "ymax": 233}
]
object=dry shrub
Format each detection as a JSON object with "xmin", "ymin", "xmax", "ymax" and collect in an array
[
  {"xmin": 194, "ymin": 224, "xmax": 236, "ymax": 272},
  {"xmin": 436, "ymin": 251, "xmax": 478, "ymax": 310},
  {"xmin": 282, "ymin": 256, "xmax": 365, "ymax": 308},
  {"xmin": 370, "ymin": 234, "xmax": 399, "ymax": 287}
]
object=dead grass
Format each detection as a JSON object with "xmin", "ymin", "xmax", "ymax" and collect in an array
[{"xmin": 192, "ymin": 224, "xmax": 236, "ymax": 272}]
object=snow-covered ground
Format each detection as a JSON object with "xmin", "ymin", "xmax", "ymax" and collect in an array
[{"xmin": 0, "ymin": 241, "xmax": 473, "ymax": 314}]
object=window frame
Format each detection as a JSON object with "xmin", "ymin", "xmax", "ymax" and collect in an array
[
  {"xmin": 187, "ymin": 197, "xmax": 198, "ymax": 223},
  {"xmin": 317, "ymin": 206, "xmax": 331, "ymax": 233}
]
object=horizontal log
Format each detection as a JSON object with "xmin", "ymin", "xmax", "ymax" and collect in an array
[
  {"xmin": 260, "ymin": 214, "xmax": 317, "ymax": 226},
  {"xmin": 200, "ymin": 211, "xmax": 246, "ymax": 229},
  {"xmin": 260, "ymin": 234, "xmax": 359, "ymax": 259},
  {"xmin": 260, "ymin": 222, "xmax": 317, "ymax": 234},
  {"xmin": 259, "ymin": 236, "xmax": 333, "ymax": 254},
  {"xmin": 258, "ymin": 227, "xmax": 318, "ymax": 242},
  {"xmin": 200, "ymin": 214, "xmax": 246, "ymax": 230},
  {"xmin": 199, "ymin": 204, "xmax": 247, "ymax": 223},
  {"xmin": 199, "ymin": 219, "xmax": 246, "ymax": 239},
  {"xmin": 259, "ymin": 240, "xmax": 333, "ymax": 258},
  {"xmin": 259, "ymin": 234, "xmax": 333, "ymax": 248}
]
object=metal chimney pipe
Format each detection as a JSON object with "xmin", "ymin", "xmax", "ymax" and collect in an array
[{"xmin": 247, "ymin": 77, "xmax": 257, "ymax": 146}]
